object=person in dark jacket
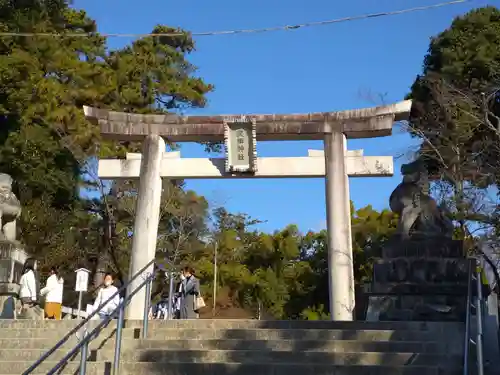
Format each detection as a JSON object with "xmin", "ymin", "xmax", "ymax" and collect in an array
[{"xmin": 179, "ymin": 266, "xmax": 200, "ymax": 319}]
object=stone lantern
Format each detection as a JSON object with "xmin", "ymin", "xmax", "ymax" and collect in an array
[{"xmin": 0, "ymin": 173, "xmax": 27, "ymax": 318}]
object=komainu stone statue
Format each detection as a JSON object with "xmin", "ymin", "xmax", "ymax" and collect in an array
[
  {"xmin": 0, "ymin": 173, "xmax": 21, "ymax": 242},
  {"xmin": 389, "ymin": 160, "xmax": 453, "ymax": 239},
  {"xmin": 367, "ymin": 160, "xmax": 466, "ymax": 322},
  {"xmin": 0, "ymin": 173, "xmax": 31, "ymax": 319}
]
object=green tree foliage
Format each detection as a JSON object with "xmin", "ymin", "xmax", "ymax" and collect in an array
[
  {"xmin": 407, "ymin": 6, "xmax": 500, "ymax": 235},
  {"xmin": 0, "ymin": 0, "xmax": 213, "ymax": 281},
  {"xmin": 409, "ymin": 6, "xmax": 500, "ymax": 167},
  {"xmin": 0, "ymin": 0, "xmax": 109, "ymax": 205},
  {"xmin": 285, "ymin": 205, "xmax": 396, "ymax": 319},
  {"xmin": 105, "ymin": 25, "xmax": 212, "ymax": 113},
  {"xmin": 351, "ymin": 205, "xmax": 398, "ymax": 280},
  {"xmin": 93, "ymin": 179, "xmax": 210, "ymax": 298},
  {"xmin": 189, "ymin": 204, "xmax": 396, "ymax": 320}
]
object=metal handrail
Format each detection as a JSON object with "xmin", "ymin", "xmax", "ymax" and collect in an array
[
  {"xmin": 463, "ymin": 257, "xmax": 486, "ymax": 375},
  {"xmin": 477, "ymin": 249, "xmax": 500, "ymax": 347},
  {"xmin": 45, "ymin": 272, "xmax": 154, "ymax": 375},
  {"xmin": 22, "ymin": 259, "xmax": 156, "ymax": 375},
  {"xmin": 477, "ymin": 249, "xmax": 500, "ymax": 295},
  {"xmin": 463, "ymin": 257, "xmax": 474, "ymax": 375},
  {"xmin": 475, "ymin": 258, "xmax": 485, "ymax": 375}
]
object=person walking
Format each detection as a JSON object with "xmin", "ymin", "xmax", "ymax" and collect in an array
[
  {"xmin": 153, "ymin": 292, "xmax": 170, "ymax": 320},
  {"xmin": 19, "ymin": 258, "xmax": 39, "ymax": 315},
  {"xmin": 92, "ymin": 272, "xmax": 120, "ymax": 320},
  {"xmin": 40, "ymin": 267, "xmax": 64, "ymax": 320},
  {"xmin": 75, "ymin": 272, "xmax": 120, "ymax": 341},
  {"xmin": 174, "ymin": 273, "xmax": 185, "ymax": 319},
  {"xmin": 179, "ymin": 266, "xmax": 201, "ymax": 319}
]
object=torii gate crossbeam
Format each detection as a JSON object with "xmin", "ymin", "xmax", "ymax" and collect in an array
[{"xmin": 98, "ymin": 150, "xmax": 393, "ymax": 179}]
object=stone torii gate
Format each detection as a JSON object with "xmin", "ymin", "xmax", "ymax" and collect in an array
[{"xmin": 85, "ymin": 100, "xmax": 411, "ymax": 321}]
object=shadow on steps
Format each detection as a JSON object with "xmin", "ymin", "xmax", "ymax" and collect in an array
[{"xmin": 135, "ymin": 320, "xmax": 464, "ymax": 375}]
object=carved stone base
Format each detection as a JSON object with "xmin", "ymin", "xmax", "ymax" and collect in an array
[
  {"xmin": 382, "ymin": 235, "xmax": 463, "ymax": 258},
  {"xmin": 366, "ymin": 294, "xmax": 466, "ymax": 321},
  {"xmin": 0, "ymin": 283, "xmax": 18, "ymax": 319},
  {"xmin": 373, "ymin": 258, "xmax": 468, "ymax": 284},
  {"xmin": 366, "ymin": 237, "xmax": 468, "ymax": 322},
  {"xmin": 0, "ymin": 241, "xmax": 28, "ymax": 284},
  {"xmin": 0, "ymin": 242, "xmax": 31, "ymax": 319}
]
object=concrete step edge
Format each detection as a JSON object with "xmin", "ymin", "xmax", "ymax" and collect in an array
[
  {"xmin": 0, "ymin": 338, "xmax": 448, "ymax": 343},
  {"xmin": 104, "ymin": 349, "xmax": 462, "ymax": 355},
  {"xmin": 0, "ymin": 360, "xmax": 462, "ymax": 366},
  {"xmin": 0, "ymin": 361, "xmax": 463, "ymax": 374},
  {"xmin": 0, "ymin": 334, "xmax": 457, "ymax": 343},
  {"xmin": 0, "ymin": 327, "xmax": 461, "ymax": 332},
  {"xmin": 0, "ymin": 320, "xmax": 465, "ymax": 328},
  {"xmin": 0, "ymin": 349, "xmax": 464, "ymax": 359},
  {"xmin": 0, "ymin": 348, "xmax": 461, "ymax": 354}
]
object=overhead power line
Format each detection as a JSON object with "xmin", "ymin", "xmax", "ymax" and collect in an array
[{"xmin": 0, "ymin": 0, "xmax": 469, "ymax": 38}]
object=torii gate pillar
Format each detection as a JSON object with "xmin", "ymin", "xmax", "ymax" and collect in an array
[
  {"xmin": 324, "ymin": 130, "xmax": 354, "ymax": 321},
  {"xmin": 126, "ymin": 135, "xmax": 165, "ymax": 319}
]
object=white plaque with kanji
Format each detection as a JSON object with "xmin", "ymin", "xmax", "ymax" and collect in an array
[
  {"xmin": 74, "ymin": 268, "xmax": 90, "ymax": 292},
  {"xmin": 224, "ymin": 116, "xmax": 257, "ymax": 173}
]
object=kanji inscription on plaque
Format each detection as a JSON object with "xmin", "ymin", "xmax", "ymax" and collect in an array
[{"xmin": 224, "ymin": 116, "xmax": 257, "ymax": 173}]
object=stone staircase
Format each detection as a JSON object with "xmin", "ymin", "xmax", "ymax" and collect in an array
[{"xmin": 0, "ymin": 319, "xmax": 464, "ymax": 375}]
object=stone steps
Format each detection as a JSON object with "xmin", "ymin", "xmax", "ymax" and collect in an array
[
  {"xmin": 0, "ymin": 337, "xmax": 115, "ymax": 350},
  {"xmin": 0, "ymin": 327, "xmax": 119, "ymax": 339},
  {"xmin": 0, "ymin": 319, "xmax": 464, "ymax": 330},
  {"xmin": 113, "ymin": 350, "xmax": 462, "ymax": 366},
  {"xmin": 128, "ymin": 338, "xmax": 462, "ymax": 353},
  {"xmin": 1, "ymin": 338, "xmax": 460, "ymax": 353},
  {"xmin": 0, "ymin": 320, "xmax": 465, "ymax": 375},
  {"xmin": 0, "ymin": 348, "xmax": 463, "ymax": 365},
  {"xmin": 0, "ymin": 327, "xmax": 453, "ymax": 341},
  {"xmin": 0, "ymin": 362, "xmax": 463, "ymax": 375}
]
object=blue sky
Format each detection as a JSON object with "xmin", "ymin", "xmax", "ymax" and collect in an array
[{"xmin": 74, "ymin": 0, "xmax": 490, "ymax": 233}]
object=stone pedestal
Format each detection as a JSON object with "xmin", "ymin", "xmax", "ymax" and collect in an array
[
  {"xmin": 0, "ymin": 241, "xmax": 28, "ymax": 319},
  {"xmin": 0, "ymin": 283, "xmax": 19, "ymax": 319},
  {"xmin": 366, "ymin": 235, "xmax": 468, "ymax": 322}
]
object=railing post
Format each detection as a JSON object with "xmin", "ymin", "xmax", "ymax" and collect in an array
[
  {"xmin": 78, "ymin": 334, "xmax": 89, "ymax": 375},
  {"xmin": 77, "ymin": 291, "xmax": 83, "ymax": 320},
  {"xmin": 167, "ymin": 271, "xmax": 174, "ymax": 320},
  {"xmin": 476, "ymin": 259, "xmax": 485, "ymax": 375},
  {"xmin": 142, "ymin": 275, "xmax": 152, "ymax": 339},
  {"xmin": 112, "ymin": 303, "xmax": 126, "ymax": 375},
  {"xmin": 463, "ymin": 258, "xmax": 473, "ymax": 375}
]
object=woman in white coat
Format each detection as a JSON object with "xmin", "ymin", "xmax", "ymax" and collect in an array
[
  {"xmin": 40, "ymin": 267, "xmax": 64, "ymax": 320},
  {"xmin": 19, "ymin": 258, "xmax": 38, "ymax": 312}
]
